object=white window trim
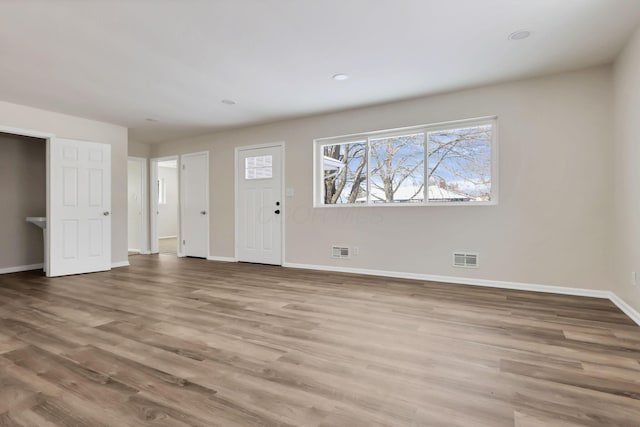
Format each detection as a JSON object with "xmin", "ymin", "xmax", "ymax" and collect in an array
[{"xmin": 313, "ymin": 116, "xmax": 498, "ymax": 208}]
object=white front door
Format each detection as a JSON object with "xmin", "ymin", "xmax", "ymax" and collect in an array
[
  {"xmin": 49, "ymin": 138, "xmax": 111, "ymax": 276},
  {"xmin": 181, "ymin": 152, "xmax": 209, "ymax": 258},
  {"xmin": 237, "ymin": 145, "xmax": 283, "ymax": 265}
]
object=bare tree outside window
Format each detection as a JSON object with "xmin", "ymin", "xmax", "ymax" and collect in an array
[
  {"xmin": 427, "ymin": 125, "xmax": 492, "ymax": 202},
  {"xmin": 320, "ymin": 120, "xmax": 494, "ymax": 205},
  {"xmin": 323, "ymin": 141, "xmax": 367, "ymax": 204},
  {"xmin": 369, "ymin": 133, "xmax": 424, "ymax": 203}
]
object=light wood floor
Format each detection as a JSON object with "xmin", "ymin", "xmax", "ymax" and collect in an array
[
  {"xmin": 159, "ymin": 237, "xmax": 177, "ymax": 254},
  {"xmin": 0, "ymin": 255, "xmax": 639, "ymax": 426}
]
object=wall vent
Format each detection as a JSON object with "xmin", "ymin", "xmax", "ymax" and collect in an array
[
  {"xmin": 332, "ymin": 246, "xmax": 350, "ymax": 259},
  {"xmin": 453, "ymin": 252, "xmax": 479, "ymax": 268}
]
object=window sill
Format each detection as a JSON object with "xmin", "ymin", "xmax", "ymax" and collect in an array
[{"xmin": 313, "ymin": 200, "xmax": 498, "ymax": 208}]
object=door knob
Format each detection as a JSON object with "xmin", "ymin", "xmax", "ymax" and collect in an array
[
  {"xmin": 103, "ymin": 211, "xmax": 110, "ymax": 216},
  {"xmin": 200, "ymin": 211, "xmax": 207, "ymax": 215},
  {"xmin": 274, "ymin": 209, "xmax": 280, "ymax": 214}
]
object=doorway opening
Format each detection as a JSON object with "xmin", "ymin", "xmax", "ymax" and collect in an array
[
  {"xmin": 0, "ymin": 125, "xmax": 112, "ymax": 277},
  {"xmin": 0, "ymin": 131, "xmax": 47, "ymax": 274},
  {"xmin": 151, "ymin": 157, "xmax": 179, "ymax": 255}
]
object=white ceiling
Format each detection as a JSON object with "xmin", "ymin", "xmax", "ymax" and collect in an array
[{"xmin": 1, "ymin": 0, "xmax": 639, "ymax": 143}]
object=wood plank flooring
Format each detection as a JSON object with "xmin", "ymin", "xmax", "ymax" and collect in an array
[{"xmin": 0, "ymin": 254, "xmax": 639, "ymax": 426}]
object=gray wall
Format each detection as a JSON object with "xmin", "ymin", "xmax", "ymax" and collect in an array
[{"xmin": 0, "ymin": 133, "xmax": 46, "ymax": 269}]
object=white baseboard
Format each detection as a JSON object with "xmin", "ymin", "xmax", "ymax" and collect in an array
[
  {"xmin": 159, "ymin": 236, "xmax": 177, "ymax": 239},
  {"xmin": 283, "ymin": 262, "xmax": 610, "ymax": 299},
  {"xmin": 0, "ymin": 263, "xmax": 44, "ymax": 274},
  {"xmin": 207, "ymin": 256, "xmax": 238, "ymax": 262},
  {"xmin": 609, "ymin": 293, "xmax": 640, "ymax": 326},
  {"xmin": 111, "ymin": 261, "xmax": 130, "ymax": 269},
  {"xmin": 129, "ymin": 249, "xmax": 152, "ymax": 255},
  {"xmin": 283, "ymin": 262, "xmax": 640, "ymax": 326}
]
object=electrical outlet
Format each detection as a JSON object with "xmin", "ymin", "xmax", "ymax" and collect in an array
[{"xmin": 352, "ymin": 246, "xmax": 359, "ymax": 256}]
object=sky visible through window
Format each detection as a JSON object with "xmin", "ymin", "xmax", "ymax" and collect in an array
[{"xmin": 322, "ymin": 123, "xmax": 493, "ymax": 204}]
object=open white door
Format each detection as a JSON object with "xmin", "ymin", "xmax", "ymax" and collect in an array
[
  {"xmin": 49, "ymin": 138, "xmax": 111, "ymax": 276},
  {"xmin": 236, "ymin": 145, "xmax": 283, "ymax": 265},
  {"xmin": 181, "ymin": 152, "xmax": 209, "ymax": 258}
]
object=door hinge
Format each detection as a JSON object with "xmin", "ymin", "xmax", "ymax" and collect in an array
[
  {"xmin": 183, "ymin": 240, "xmax": 186, "ymax": 245},
  {"xmin": 182, "ymin": 164, "xmax": 186, "ymax": 170}
]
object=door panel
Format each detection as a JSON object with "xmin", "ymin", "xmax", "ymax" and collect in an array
[
  {"xmin": 49, "ymin": 138, "xmax": 111, "ymax": 276},
  {"xmin": 181, "ymin": 152, "xmax": 209, "ymax": 258},
  {"xmin": 237, "ymin": 145, "xmax": 282, "ymax": 265}
]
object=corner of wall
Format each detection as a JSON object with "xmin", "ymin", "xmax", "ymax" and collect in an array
[{"xmin": 611, "ymin": 23, "xmax": 640, "ymax": 316}]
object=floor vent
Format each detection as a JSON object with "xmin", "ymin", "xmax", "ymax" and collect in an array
[
  {"xmin": 453, "ymin": 252, "xmax": 478, "ymax": 268},
  {"xmin": 332, "ymin": 246, "xmax": 350, "ymax": 259}
]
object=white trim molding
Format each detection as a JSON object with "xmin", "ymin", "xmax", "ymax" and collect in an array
[
  {"xmin": 207, "ymin": 256, "xmax": 238, "ymax": 263},
  {"xmin": 0, "ymin": 125, "xmax": 55, "ymax": 140},
  {"xmin": 282, "ymin": 262, "xmax": 640, "ymax": 326},
  {"xmin": 111, "ymin": 261, "xmax": 130, "ymax": 268},
  {"xmin": 0, "ymin": 263, "xmax": 45, "ymax": 274},
  {"xmin": 128, "ymin": 156, "xmax": 150, "ymax": 255},
  {"xmin": 609, "ymin": 293, "xmax": 640, "ymax": 326}
]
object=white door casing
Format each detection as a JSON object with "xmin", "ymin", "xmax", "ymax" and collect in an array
[
  {"xmin": 236, "ymin": 144, "xmax": 283, "ymax": 265},
  {"xmin": 181, "ymin": 152, "xmax": 209, "ymax": 258},
  {"xmin": 49, "ymin": 138, "xmax": 111, "ymax": 276}
]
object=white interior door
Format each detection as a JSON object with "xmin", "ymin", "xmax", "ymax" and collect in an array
[
  {"xmin": 181, "ymin": 152, "xmax": 209, "ymax": 258},
  {"xmin": 237, "ymin": 145, "xmax": 283, "ymax": 265},
  {"xmin": 49, "ymin": 138, "xmax": 111, "ymax": 276}
]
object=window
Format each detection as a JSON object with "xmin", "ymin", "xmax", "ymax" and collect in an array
[
  {"xmin": 322, "ymin": 140, "xmax": 367, "ymax": 204},
  {"xmin": 245, "ymin": 155, "xmax": 273, "ymax": 180},
  {"xmin": 315, "ymin": 117, "xmax": 496, "ymax": 206}
]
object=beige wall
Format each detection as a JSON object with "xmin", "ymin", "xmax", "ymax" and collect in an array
[
  {"xmin": 152, "ymin": 66, "xmax": 614, "ymax": 291},
  {"xmin": 613, "ymin": 26, "xmax": 640, "ymax": 313},
  {"xmin": 0, "ymin": 133, "xmax": 46, "ymax": 269},
  {"xmin": 0, "ymin": 100, "xmax": 129, "ymax": 265},
  {"xmin": 129, "ymin": 140, "xmax": 151, "ymax": 158}
]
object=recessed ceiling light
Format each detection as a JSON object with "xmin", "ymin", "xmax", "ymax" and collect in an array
[
  {"xmin": 332, "ymin": 73, "xmax": 349, "ymax": 81},
  {"xmin": 221, "ymin": 99, "xmax": 236, "ymax": 105},
  {"xmin": 145, "ymin": 118, "xmax": 158, "ymax": 122},
  {"xmin": 508, "ymin": 30, "xmax": 531, "ymax": 41}
]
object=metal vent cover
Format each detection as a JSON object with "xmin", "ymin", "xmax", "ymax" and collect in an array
[
  {"xmin": 453, "ymin": 252, "xmax": 478, "ymax": 268},
  {"xmin": 332, "ymin": 246, "xmax": 350, "ymax": 258}
]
